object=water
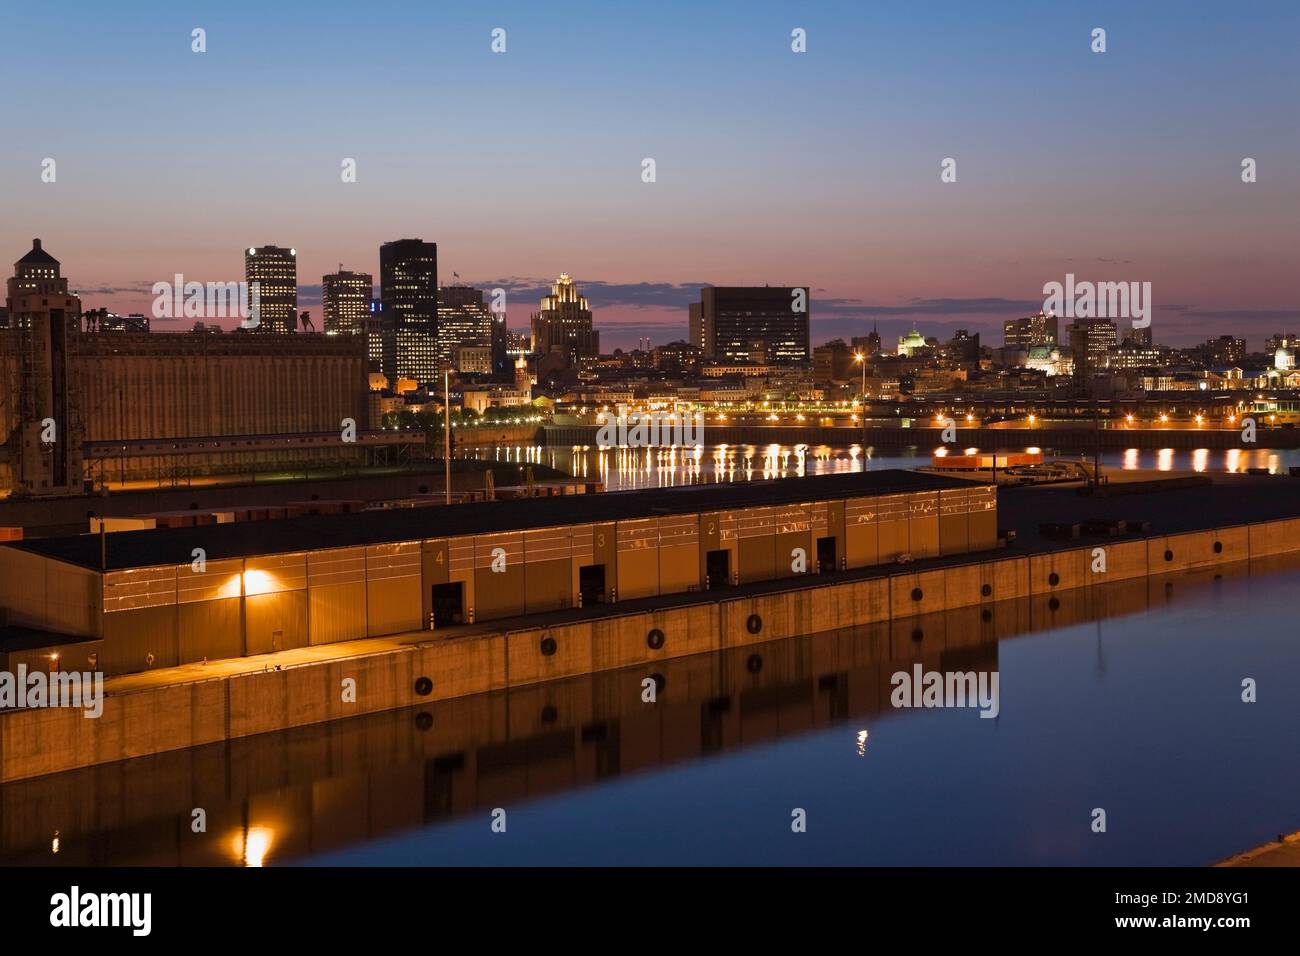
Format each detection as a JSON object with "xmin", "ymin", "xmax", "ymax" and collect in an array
[
  {"xmin": 464, "ymin": 444, "xmax": 1300, "ymax": 491},
  {"xmin": 6, "ymin": 558, "xmax": 1299, "ymax": 866}
]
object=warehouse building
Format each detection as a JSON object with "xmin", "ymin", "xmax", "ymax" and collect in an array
[{"xmin": 0, "ymin": 471, "xmax": 996, "ymax": 677}]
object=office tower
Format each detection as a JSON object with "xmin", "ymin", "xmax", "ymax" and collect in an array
[
  {"xmin": 948, "ymin": 329, "xmax": 981, "ymax": 363},
  {"xmin": 1, "ymin": 239, "xmax": 83, "ymax": 493},
  {"xmin": 530, "ymin": 274, "xmax": 598, "ymax": 369},
  {"xmin": 691, "ymin": 286, "xmax": 810, "ymax": 365},
  {"xmin": 379, "ymin": 238, "xmax": 438, "ymax": 383},
  {"xmin": 437, "ymin": 285, "xmax": 493, "ymax": 372},
  {"xmin": 363, "ymin": 299, "xmax": 385, "ymax": 370},
  {"xmin": 244, "ymin": 245, "xmax": 298, "ymax": 331},
  {"xmin": 851, "ymin": 323, "xmax": 883, "ymax": 357},
  {"xmin": 813, "ymin": 339, "xmax": 855, "ymax": 383},
  {"xmin": 490, "ymin": 310, "xmax": 510, "ymax": 377},
  {"xmin": 1068, "ymin": 318, "xmax": 1117, "ymax": 386},
  {"xmin": 322, "ymin": 268, "xmax": 373, "ymax": 334},
  {"xmin": 1003, "ymin": 312, "xmax": 1059, "ymax": 349},
  {"xmin": 453, "ymin": 344, "xmax": 493, "ymax": 374}
]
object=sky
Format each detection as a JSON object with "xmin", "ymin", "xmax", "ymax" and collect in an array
[{"xmin": 1, "ymin": 0, "xmax": 1296, "ymax": 350}]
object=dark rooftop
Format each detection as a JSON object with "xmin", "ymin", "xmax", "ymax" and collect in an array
[
  {"xmin": 16, "ymin": 238, "xmax": 58, "ymax": 266},
  {"xmin": 0, "ymin": 624, "xmax": 97, "ymax": 655},
  {"xmin": 5, "ymin": 470, "xmax": 974, "ymax": 572}
]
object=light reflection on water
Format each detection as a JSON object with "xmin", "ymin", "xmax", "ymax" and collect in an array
[
  {"xmin": 464, "ymin": 444, "xmax": 1300, "ymax": 490},
  {"xmin": 317, "ymin": 562, "xmax": 1300, "ymax": 867},
  {"xmin": 8, "ymin": 557, "xmax": 1300, "ymax": 867}
]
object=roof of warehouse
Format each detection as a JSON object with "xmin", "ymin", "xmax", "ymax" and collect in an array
[{"xmin": 4, "ymin": 470, "xmax": 979, "ymax": 572}]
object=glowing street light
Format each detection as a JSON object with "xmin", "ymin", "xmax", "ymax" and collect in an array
[{"xmin": 854, "ymin": 353, "xmax": 867, "ymax": 457}]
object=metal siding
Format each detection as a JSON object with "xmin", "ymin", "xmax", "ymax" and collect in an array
[
  {"xmin": 524, "ymin": 527, "xmax": 570, "ymax": 564},
  {"xmin": 176, "ymin": 558, "xmax": 243, "ymax": 603},
  {"xmin": 103, "ymin": 565, "xmax": 176, "ymax": 613},
  {"xmin": 102, "ymin": 604, "xmax": 178, "ymax": 673},
  {"xmin": 178, "ymin": 597, "xmax": 241, "ymax": 663},
  {"xmin": 366, "ymin": 541, "xmax": 421, "ymax": 635}
]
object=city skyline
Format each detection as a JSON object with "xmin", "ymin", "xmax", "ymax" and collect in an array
[
  {"xmin": 7, "ymin": 235, "xmax": 1300, "ymax": 357},
  {"xmin": 1, "ymin": 1, "xmax": 1295, "ymax": 350}
]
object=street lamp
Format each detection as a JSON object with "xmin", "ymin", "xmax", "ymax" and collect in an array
[{"xmin": 854, "ymin": 353, "xmax": 867, "ymax": 463}]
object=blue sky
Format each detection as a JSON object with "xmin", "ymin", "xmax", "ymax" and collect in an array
[{"xmin": 2, "ymin": 1, "xmax": 1296, "ymax": 348}]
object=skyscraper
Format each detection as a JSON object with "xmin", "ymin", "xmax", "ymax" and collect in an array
[
  {"xmin": 530, "ymin": 274, "xmax": 598, "ymax": 369},
  {"xmin": 244, "ymin": 245, "xmax": 298, "ymax": 332},
  {"xmin": 690, "ymin": 286, "xmax": 810, "ymax": 365},
  {"xmin": 379, "ymin": 238, "xmax": 438, "ymax": 383},
  {"xmin": 437, "ymin": 285, "xmax": 493, "ymax": 373},
  {"xmin": 1068, "ymin": 318, "xmax": 1117, "ymax": 387},
  {"xmin": 322, "ymin": 268, "xmax": 373, "ymax": 334},
  {"xmin": 948, "ymin": 329, "xmax": 981, "ymax": 363}
]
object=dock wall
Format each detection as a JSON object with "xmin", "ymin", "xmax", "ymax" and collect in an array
[{"xmin": 4, "ymin": 517, "xmax": 1300, "ymax": 782}]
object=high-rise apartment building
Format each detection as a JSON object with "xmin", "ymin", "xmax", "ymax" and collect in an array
[
  {"xmin": 690, "ymin": 286, "xmax": 810, "ymax": 365},
  {"xmin": 244, "ymin": 245, "xmax": 298, "ymax": 331},
  {"xmin": 322, "ymin": 268, "xmax": 373, "ymax": 335}
]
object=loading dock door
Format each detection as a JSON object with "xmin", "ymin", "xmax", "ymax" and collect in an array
[
  {"xmin": 705, "ymin": 549, "xmax": 731, "ymax": 589},
  {"xmin": 817, "ymin": 536, "xmax": 837, "ymax": 574},
  {"xmin": 431, "ymin": 582, "xmax": 465, "ymax": 628},
  {"xmin": 579, "ymin": 564, "xmax": 606, "ymax": 605}
]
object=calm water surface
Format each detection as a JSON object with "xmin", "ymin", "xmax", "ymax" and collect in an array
[
  {"xmin": 6, "ymin": 560, "xmax": 1298, "ymax": 867},
  {"xmin": 464, "ymin": 445, "xmax": 1300, "ymax": 491}
]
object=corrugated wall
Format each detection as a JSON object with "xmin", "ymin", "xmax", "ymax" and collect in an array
[
  {"xmin": 616, "ymin": 519, "xmax": 659, "ymax": 600},
  {"xmin": 366, "ymin": 542, "xmax": 421, "ymax": 635},
  {"xmin": 308, "ymin": 548, "xmax": 367, "ymax": 645},
  {"xmin": 17, "ymin": 483, "xmax": 998, "ymax": 675},
  {"xmin": 474, "ymin": 532, "xmax": 525, "ymax": 619}
]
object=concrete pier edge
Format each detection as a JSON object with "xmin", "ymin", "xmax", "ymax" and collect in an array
[{"xmin": 3, "ymin": 515, "xmax": 1299, "ymax": 782}]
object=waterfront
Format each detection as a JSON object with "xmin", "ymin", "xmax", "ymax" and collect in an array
[
  {"xmin": 4, "ymin": 558, "xmax": 1297, "ymax": 867},
  {"xmin": 466, "ymin": 444, "xmax": 1300, "ymax": 492}
]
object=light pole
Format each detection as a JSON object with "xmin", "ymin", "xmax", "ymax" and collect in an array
[
  {"xmin": 444, "ymin": 369, "xmax": 452, "ymax": 504},
  {"xmin": 854, "ymin": 352, "xmax": 867, "ymax": 466}
]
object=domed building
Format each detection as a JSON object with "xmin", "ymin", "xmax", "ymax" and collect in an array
[{"xmin": 897, "ymin": 328, "xmax": 928, "ymax": 357}]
